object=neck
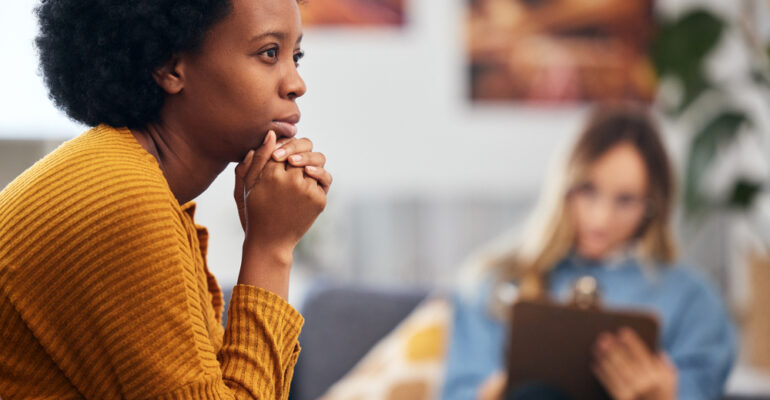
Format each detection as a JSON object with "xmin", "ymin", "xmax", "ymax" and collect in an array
[
  {"xmin": 572, "ymin": 243, "xmax": 636, "ymax": 266},
  {"xmin": 130, "ymin": 121, "xmax": 227, "ymax": 204}
]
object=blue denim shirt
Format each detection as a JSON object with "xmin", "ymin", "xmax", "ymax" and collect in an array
[{"xmin": 442, "ymin": 257, "xmax": 736, "ymax": 400}]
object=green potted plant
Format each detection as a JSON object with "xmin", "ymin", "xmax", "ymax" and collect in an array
[{"xmin": 653, "ymin": 3, "xmax": 770, "ymax": 369}]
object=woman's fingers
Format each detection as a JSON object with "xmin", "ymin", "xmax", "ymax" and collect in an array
[
  {"xmin": 592, "ymin": 362, "xmax": 613, "ymax": 389},
  {"xmin": 619, "ymin": 327, "xmax": 655, "ymax": 369},
  {"xmin": 304, "ymin": 165, "xmax": 333, "ymax": 193},
  {"xmin": 272, "ymin": 137, "xmax": 313, "ymax": 162},
  {"xmin": 235, "ymin": 149, "xmax": 255, "ymax": 200},
  {"xmin": 477, "ymin": 371, "xmax": 507, "ymax": 400},
  {"xmin": 245, "ymin": 131, "xmax": 278, "ymax": 188},
  {"xmin": 593, "ymin": 330, "xmax": 676, "ymax": 400},
  {"xmin": 594, "ymin": 333, "xmax": 636, "ymax": 387},
  {"xmin": 614, "ymin": 328, "xmax": 659, "ymax": 395},
  {"xmin": 234, "ymin": 150, "xmax": 255, "ymax": 230},
  {"xmin": 659, "ymin": 352, "xmax": 677, "ymax": 372},
  {"xmin": 288, "ymin": 152, "xmax": 326, "ymax": 168},
  {"xmin": 275, "ymin": 137, "xmax": 293, "ymax": 149},
  {"xmin": 593, "ymin": 361, "xmax": 630, "ymax": 400},
  {"xmin": 652, "ymin": 352, "xmax": 678, "ymax": 385},
  {"xmin": 235, "ymin": 149, "xmax": 255, "ymax": 182},
  {"xmin": 278, "ymin": 165, "xmax": 327, "ymax": 210},
  {"xmin": 270, "ymin": 139, "xmax": 330, "ymax": 193}
]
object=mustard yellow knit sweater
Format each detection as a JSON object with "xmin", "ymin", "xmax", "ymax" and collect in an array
[{"xmin": 0, "ymin": 125, "xmax": 304, "ymax": 399}]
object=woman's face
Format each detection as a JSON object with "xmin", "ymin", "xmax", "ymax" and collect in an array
[
  {"xmin": 170, "ymin": 0, "xmax": 306, "ymax": 162},
  {"xmin": 569, "ymin": 143, "xmax": 650, "ymax": 260}
]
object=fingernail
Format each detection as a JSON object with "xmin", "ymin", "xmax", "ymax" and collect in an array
[
  {"xmin": 263, "ymin": 132, "xmax": 272, "ymax": 145},
  {"xmin": 289, "ymin": 155, "xmax": 302, "ymax": 163},
  {"xmin": 306, "ymin": 165, "xmax": 317, "ymax": 172},
  {"xmin": 274, "ymin": 149, "xmax": 286, "ymax": 159}
]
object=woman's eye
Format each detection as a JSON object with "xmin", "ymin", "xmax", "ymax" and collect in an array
[
  {"xmin": 616, "ymin": 194, "xmax": 640, "ymax": 208},
  {"xmin": 293, "ymin": 50, "xmax": 305, "ymax": 65},
  {"xmin": 577, "ymin": 183, "xmax": 596, "ymax": 196},
  {"xmin": 260, "ymin": 48, "xmax": 278, "ymax": 60}
]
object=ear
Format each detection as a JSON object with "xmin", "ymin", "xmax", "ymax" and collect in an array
[{"xmin": 152, "ymin": 56, "xmax": 185, "ymax": 95}]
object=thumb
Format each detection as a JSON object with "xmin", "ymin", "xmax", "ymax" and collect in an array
[
  {"xmin": 244, "ymin": 130, "xmax": 277, "ymax": 189},
  {"xmin": 234, "ymin": 150, "xmax": 255, "ymax": 231},
  {"xmin": 235, "ymin": 149, "xmax": 255, "ymax": 183}
]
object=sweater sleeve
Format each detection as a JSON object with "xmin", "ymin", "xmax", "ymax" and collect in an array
[
  {"xmin": 115, "ymin": 202, "xmax": 305, "ymax": 399},
  {"xmin": 218, "ymin": 285, "xmax": 303, "ymax": 399},
  {"xmin": 665, "ymin": 280, "xmax": 736, "ymax": 400},
  {"xmin": 3, "ymin": 184, "xmax": 303, "ymax": 399}
]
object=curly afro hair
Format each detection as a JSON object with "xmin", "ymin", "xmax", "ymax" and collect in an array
[{"xmin": 36, "ymin": 0, "xmax": 233, "ymax": 128}]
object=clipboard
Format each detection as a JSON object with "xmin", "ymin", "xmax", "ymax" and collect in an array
[{"xmin": 505, "ymin": 300, "xmax": 660, "ymax": 400}]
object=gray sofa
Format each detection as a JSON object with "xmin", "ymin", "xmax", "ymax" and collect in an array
[{"xmin": 290, "ymin": 285, "xmax": 428, "ymax": 400}]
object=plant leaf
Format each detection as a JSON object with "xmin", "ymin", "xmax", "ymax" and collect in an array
[
  {"xmin": 684, "ymin": 112, "xmax": 749, "ymax": 216},
  {"xmin": 729, "ymin": 180, "xmax": 762, "ymax": 209},
  {"xmin": 652, "ymin": 10, "xmax": 725, "ymax": 111}
]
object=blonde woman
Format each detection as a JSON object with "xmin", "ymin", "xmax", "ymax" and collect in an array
[{"xmin": 443, "ymin": 105, "xmax": 735, "ymax": 400}]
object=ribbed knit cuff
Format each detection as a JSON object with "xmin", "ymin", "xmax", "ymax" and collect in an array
[{"xmin": 228, "ymin": 284, "xmax": 305, "ymax": 353}]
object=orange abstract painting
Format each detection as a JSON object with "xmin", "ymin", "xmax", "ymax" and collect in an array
[
  {"xmin": 468, "ymin": 0, "xmax": 657, "ymax": 103},
  {"xmin": 300, "ymin": 0, "xmax": 406, "ymax": 27}
]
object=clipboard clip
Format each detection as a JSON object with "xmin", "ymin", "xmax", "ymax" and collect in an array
[{"xmin": 569, "ymin": 276, "xmax": 602, "ymax": 309}]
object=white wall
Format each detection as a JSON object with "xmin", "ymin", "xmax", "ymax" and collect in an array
[
  {"xmin": 0, "ymin": 0, "xmax": 85, "ymax": 137},
  {"xmin": 294, "ymin": 0, "xmax": 585, "ymax": 197}
]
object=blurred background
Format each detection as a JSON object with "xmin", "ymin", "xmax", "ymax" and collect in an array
[{"xmin": 2, "ymin": 0, "xmax": 770, "ymax": 396}]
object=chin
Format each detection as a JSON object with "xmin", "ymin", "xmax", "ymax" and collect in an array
[{"xmin": 577, "ymin": 244, "xmax": 610, "ymax": 261}]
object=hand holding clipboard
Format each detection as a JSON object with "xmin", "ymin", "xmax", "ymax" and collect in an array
[{"xmin": 504, "ymin": 277, "xmax": 663, "ymax": 400}]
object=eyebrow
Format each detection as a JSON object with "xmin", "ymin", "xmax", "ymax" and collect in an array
[{"xmin": 251, "ymin": 31, "xmax": 304, "ymax": 44}]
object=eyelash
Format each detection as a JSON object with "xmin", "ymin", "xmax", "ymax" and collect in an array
[{"xmin": 258, "ymin": 47, "xmax": 305, "ymax": 66}]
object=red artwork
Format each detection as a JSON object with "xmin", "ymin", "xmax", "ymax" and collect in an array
[
  {"xmin": 468, "ymin": 0, "xmax": 657, "ymax": 103},
  {"xmin": 300, "ymin": 0, "xmax": 406, "ymax": 27}
]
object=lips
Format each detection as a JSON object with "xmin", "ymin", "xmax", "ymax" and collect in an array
[
  {"xmin": 272, "ymin": 121, "xmax": 298, "ymax": 138},
  {"xmin": 585, "ymin": 231, "xmax": 608, "ymax": 242},
  {"xmin": 272, "ymin": 115, "xmax": 300, "ymax": 138}
]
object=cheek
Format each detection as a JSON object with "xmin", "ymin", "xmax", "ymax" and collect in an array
[
  {"xmin": 181, "ymin": 68, "xmax": 237, "ymax": 125},
  {"xmin": 187, "ymin": 62, "xmax": 276, "ymax": 137},
  {"xmin": 240, "ymin": 80, "xmax": 273, "ymax": 115},
  {"xmin": 225, "ymin": 68, "xmax": 281, "ymax": 140},
  {"xmin": 187, "ymin": 58, "xmax": 273, "ymax": 118},
  {"xmin": 614, "ymin": 212, "xmax": 646, "ymax": 242},
  {"xmin": 229, "ymin": 63, "xmax": 272, "ymax": 102},
  {"xmin": 569, "ymin": 199, "xmax": 591, "ymax": 232}
]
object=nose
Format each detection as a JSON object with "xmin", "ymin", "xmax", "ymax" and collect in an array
[
  {"xmin": 588, "ymin": 197, "xmax": 612, "ymax": 229},
  {"xmin": 281, "ymin": 64, "xmax": 307, "ymax": 101}
]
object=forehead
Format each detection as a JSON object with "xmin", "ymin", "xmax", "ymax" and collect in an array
[
  {"xmin": 587, "ymin": 143, "xmax": 649, "ymax": 194},
  {"xmin": 224, "ymin": 0, "xmax": 302, "ymax": 38}
]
